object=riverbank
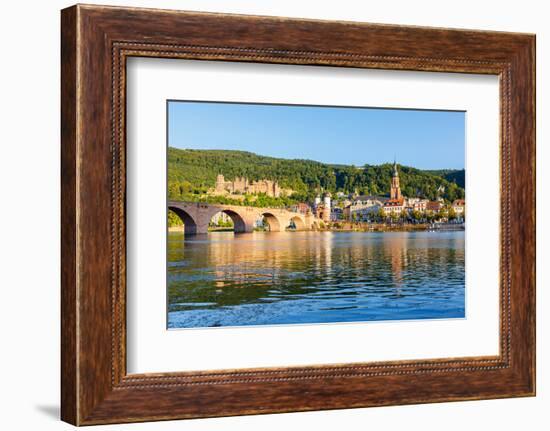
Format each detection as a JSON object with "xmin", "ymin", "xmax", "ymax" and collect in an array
[
  {"xmin": 323, "ymin": 222, "xmax": 464, "ymax": 232},
  {"xmin": 168, "ymin": 226, "xmax": 185, "ymax": 232},
  {"xmin": 169, "ymin": 222, "xmax": 464, "ymax": 233},
  {"xmin": 168, "ymin": 226, "xmax": 236, "ymax": 232}
]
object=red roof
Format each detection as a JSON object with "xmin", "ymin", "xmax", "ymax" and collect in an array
[{"xmin": 426, "ymin": 201, "xmax": 442, "ymax": 211}]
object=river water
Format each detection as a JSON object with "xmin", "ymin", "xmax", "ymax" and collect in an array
[{"xmin": 167, "ymin": 230, "xmax": 465, "ymax": 329}]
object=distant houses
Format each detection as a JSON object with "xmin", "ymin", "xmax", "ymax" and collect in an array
[
  {"xmin": 426, "ymin": 200, "xmax": 443, "ymax": 213},
  {"xmin": 316, "ymin": 160, "xmax": 465, "ymax": 223},
  {"xmin": 289, "ymin": 202, "xmax": 312, "ymax": 215},
  {"xmin": 407, "ymin": 197, "xmax": 429, "ymax": 212},
  {"xmin": 343, "ymin": 197, "xmax": 385, "ymax": 221},
  {"xmin": 211, "ymin": 160, "xmax": 464, "ymax": 226}
]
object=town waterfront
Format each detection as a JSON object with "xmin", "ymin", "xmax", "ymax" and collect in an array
[{"xmin": 167, "ymin": 230, "xmax": 465, "ymax": 329}]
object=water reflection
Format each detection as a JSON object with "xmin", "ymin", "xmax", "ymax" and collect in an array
[{"xmin": 167, "ymin": 231, "xmax": 465, "ymax": 328}]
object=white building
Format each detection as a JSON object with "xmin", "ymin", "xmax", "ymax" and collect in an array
[
  {"xmin": 344, "ymin": 199, "xmax": 383, "ymax": 221},
  {"xmin": 406, "ymin": 197, "xmax": 429, "ymax": 212},
  {"xmin": 323, "ymin": 193, "xmax": 331, "ymax": 213},
  {"xmin": 452, "ymin": 199, "xmax": 465, "ymax": 215}
]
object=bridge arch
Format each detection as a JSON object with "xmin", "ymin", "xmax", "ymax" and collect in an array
[
  {"xmin": 168, "ymin": 206, "xmax": 199, "ymax": 235},
  {"xmin": 261, "ymin": 212, "xmax": 282, "ymax": 232},
  {"xmin": 289, "ymin": 215, "xmax": 306, "ymax": 231},
  {"xmin": 211, "ymin": 209, "xmax": 247, "ymax": 233}
]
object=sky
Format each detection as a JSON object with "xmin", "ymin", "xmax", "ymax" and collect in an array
[{"xmin": 168, "ymin": 101, "xmax": 465, "ymax": 170}]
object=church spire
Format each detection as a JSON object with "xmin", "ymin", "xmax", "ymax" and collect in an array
[{"xmin": 390, "ymin": 157, "xmax": 402, "ymax": 201}]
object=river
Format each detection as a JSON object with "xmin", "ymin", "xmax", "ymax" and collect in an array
[{"xmin": 167, "ymin": 230, "xmax": 465, "ymax": 329}]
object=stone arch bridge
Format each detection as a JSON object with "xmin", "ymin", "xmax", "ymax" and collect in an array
[{"xmin": 168, "ymin": 200, "xmax": 321, "ymax": 235}]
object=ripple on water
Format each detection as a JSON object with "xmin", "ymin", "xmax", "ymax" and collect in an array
[{"xmin": 167, "ymin": 230, "xmax": 465, "ymax": 328}]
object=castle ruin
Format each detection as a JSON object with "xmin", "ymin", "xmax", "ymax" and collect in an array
[{"xmin": 214, "ymin": 174, "xmax": 290, "ymax": 198}]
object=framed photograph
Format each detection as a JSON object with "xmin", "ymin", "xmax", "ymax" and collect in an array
[{"xmin": 61, "ymin": 4, "xmax": 536, "ymax": 425}]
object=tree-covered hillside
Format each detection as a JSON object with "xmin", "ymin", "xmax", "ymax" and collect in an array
[
  {"xmin": 168, "ymin": 147, "xmax": 465, "ymax": 204},
  {"xmin": 424, "ymin": 169, "xmax": 465, "ymax": 188}
]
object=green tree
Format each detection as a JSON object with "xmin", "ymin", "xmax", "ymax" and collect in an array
[
  {"xmin": 376, "ymin": 208, "xmax": 386, "ymax": 222},
  {"xmin": 448, "ymin": 207, "xmax": 457, "ymax": 221},
  {"xmin": 167, "ymin": 210, "xmax": 183, "ymax": 227}
]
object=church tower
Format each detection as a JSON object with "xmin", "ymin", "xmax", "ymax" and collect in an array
[{"xmin": 390, "ymin": 160, "xmax": 402, "ymax": 200}]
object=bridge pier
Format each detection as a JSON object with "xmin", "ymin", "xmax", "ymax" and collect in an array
[
  {"xmin": 194, "ymin": 222, "xmax": 210, "ymax": 235},
  {"xmin": 238, "ymin": 214, "xmax": 258, "ymax": 233},
  {"xmin": 236, "ymin": 223, "xmax": 255, "ymax": 233}
]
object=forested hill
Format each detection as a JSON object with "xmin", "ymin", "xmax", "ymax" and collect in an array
[
  {"xmin": 423, "ymin": 169, "xmax": 465, "ymax": 188},
  {"xmin": 168, "ymin": 147, "xmax": 465, "ymax": 203}
]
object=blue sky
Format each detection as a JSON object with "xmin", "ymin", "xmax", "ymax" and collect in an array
[{"xmin": 168, "ymin": 101, "xmax": 465, "ymax": 170}]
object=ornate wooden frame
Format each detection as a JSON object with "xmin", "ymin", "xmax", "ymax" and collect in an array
[{"xmin": 61, "ymin": 4, "xmax": 536, "ymax": 425}]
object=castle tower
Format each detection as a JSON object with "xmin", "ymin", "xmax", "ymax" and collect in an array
[
  {"xmin": 215, "ymin": 174, "xmax": 225, "ymax": 193},
  {"xmin": 314, "ymin": 195, "xmax": 321, "ymax": 208},
  {"xmin": 272, "ymin": 181, "xmax": 280, "ymax": 197},
  {"xmin": 390, "ymin": 160, "xmax": 402, "ymax": 200}
]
